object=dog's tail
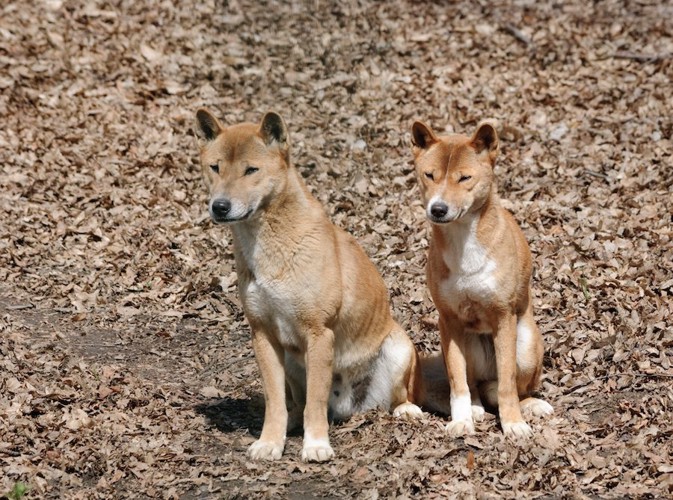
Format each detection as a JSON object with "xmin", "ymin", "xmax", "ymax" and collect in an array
[{"xmin": 418, "ymin": 352, "xmax": 451, "ymax": 415}]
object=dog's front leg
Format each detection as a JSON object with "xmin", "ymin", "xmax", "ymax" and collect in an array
[
  {"xmin": 248, "ymin": 325, "xmax": 288, "ymax": 460},
  {"xmin": 301, "ymin": 326, "xmax": 335, "ymax": 462},
  {"xmin": 440, "ymin": 314, "xmax": 475, "ymax": 436},
  {"xmin": 493, "ymin": 311, "xmax": 532, "ymax": 438}
]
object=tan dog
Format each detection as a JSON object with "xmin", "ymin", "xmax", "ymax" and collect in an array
[
  {"xmin": 411, "ymin": 120, "xmax": 553, "ymax": 438},
  {"xmin": 194, "ymin": 109, "xmax": 425, "ymax": 462}
]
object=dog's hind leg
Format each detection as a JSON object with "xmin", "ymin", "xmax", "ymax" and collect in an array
[
  {"xmin": 387, "ymin": 326, "xmax": 423, "ymax": 419},
  {"xmin": 478, "ymin": 310, "xmax": 554, "ymax": 422},
  {"xmin": 516, "ymin": 308, "xmax": 553, "ymax": 418}
]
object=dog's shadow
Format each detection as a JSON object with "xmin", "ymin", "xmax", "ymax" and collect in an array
[{"xmin": 195, "ymin": 395, "xmax": 303, "ymax": 437}]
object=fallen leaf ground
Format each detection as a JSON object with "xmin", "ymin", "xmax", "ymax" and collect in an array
[{"xmin": 1, "ymin": 0, "xmax": 672, "ymax": 498}]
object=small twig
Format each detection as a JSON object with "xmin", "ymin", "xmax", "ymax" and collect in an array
[
  {"xmin": 611, "ymin": 51, "xmax": 671, "ymax": 63},
  {"xmin": 565, "ymin": 372, "xmax": 673, "ymax": 395},
  {"xmin": 583, "ymin": 169, "xmax": 609, "ymax": 180},
  {"xmin": 502, "ymin": 24, "xmax": 532, "ymax": 47},
  {"xmin": 5, "ymin": 303, "xmax": 35, "ymax": 311}
]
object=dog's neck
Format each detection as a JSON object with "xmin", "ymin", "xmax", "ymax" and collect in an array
[
  {"xmin": 230, "ymin": 167, "xmax": 319, "ymax": 276},
  {"xmin": 431, "ymin": 189, "xmax": 502, "ymax": 273}
]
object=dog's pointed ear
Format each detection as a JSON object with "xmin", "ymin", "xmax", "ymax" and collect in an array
[
  {"xmin": 411, "ymin": 121, "xmax": 438, "ymax": 150},
  {"xmin": 195, "ymin": 109, "xmax": 223, "ymax": 142},
  {"xmin": 471, "ymin": 121, "xmax": 499, "ymax": 165},
  {"xmin": 259, "ymin": 112, "xmax": 289, "ymax": 149}
]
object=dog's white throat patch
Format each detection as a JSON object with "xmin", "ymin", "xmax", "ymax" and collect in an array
[{"xmin": 441, "ymin": 213, "xmax": 497, "ymax": 294}]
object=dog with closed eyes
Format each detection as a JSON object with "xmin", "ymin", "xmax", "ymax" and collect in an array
[
  {"xmin": 194, "ymin": 109, "xmax": 434, "ymax": 462},
  {"xmin": 411, "ymin": 119, "xmax": 553, "ymax": 438}
]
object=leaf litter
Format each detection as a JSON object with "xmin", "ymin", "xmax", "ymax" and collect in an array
[{"xmin": 0, "ymin": 0, "xmax": 672, "ymax": 498}]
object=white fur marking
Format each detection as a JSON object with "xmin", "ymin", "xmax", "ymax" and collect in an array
[
  {"xmin": 440, "ymin": 213, "xmax": 497, "ymax": 316},
  {"xmin": 362, "ymin": 334, "xmax": 410, "ymax": 409},
  {"xmin": 393, "ymin": 402, "xmax": 423, "ymax": 419},
  {"xmin": 450, "ymin": 392, "xmax": 473, "ymax": 422},
  {"xmin": 471, "ymin": 402, "xmax": 486, "ymax": 421},
  {"xmin": 516, "ymin": 320, "xmax": 536, "ymax": 373},
  {"xmin": 248, "ymin": 439, "xmax": 284, "ymax": 460},
  {"xmin": 521, "ymin": 398, "xmax": 554, "ymax": 417},
  {"xmin": 502, "ymin": 421, "xmax": 533, "ymax": 439},
  {"xmin": 243, "ymin": 276, "xmax": 302, "ymax": 350},
  {"xmin": 302, "ymin": 433, "xmax": 334, "ymax": 462},
  {"xmin": 329, "ymin": 333, "xmax": 413, "ymax": 419}
]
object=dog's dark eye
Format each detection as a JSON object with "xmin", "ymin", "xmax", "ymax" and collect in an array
[
  {"xmin": 458, "ymin": 174, "xmax": 472, "ymax": 183},
  {"xmin": 244, "ymin": 166, "xmax": 259, "ymax": 176},
  {"xmin": 424, "ymin": 172, "xmax": 434, "ymax": 181},
  {"xmin": 210, "ymin": 164, "xmax": 219, "ymax": 174}
]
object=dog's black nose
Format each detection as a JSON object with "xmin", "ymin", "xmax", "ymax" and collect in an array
[
  {"xmin": 430, "ymin": 202, "xmax": 449, "ymax": 219},
  {"xmin": 211, "ymin": 199, "xmax": 231, "ymax": 218}
]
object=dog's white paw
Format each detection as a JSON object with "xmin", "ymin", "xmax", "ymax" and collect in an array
[
  {"xmin": 502, "ymin": 421, "xmax": 533, "ymax": 439},
  {"xmin": 301, "ymin": 437, "xmax": 334, "ymax": 462},
  {"xmin": 521, "ymin": 398, "xmax": 554, "ymax": 418},
  {"xmin": 445, "ymin": 419, "xmax": 475, "ymax": 437},
  {"xmin": 471, "ymin": 404, "xmax": 486, "ymax": 422},
  {"xmin": 393, "ymin": 402, "xmax": 424, "ymax": 420},
  {"xmin": 248, "ymin": 439, "xmax": 284, "ymax": 460}
]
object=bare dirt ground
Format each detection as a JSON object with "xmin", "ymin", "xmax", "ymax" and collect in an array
[{"xmin": 1, "ymin": 0, "xmax": 672, "ymax": 498}]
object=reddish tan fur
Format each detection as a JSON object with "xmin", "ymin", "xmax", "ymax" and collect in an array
[
  {"xmin": 194, "ymin": 110, "xmax": 425, "ymax": 462},
  {"xmin": 411, "ymin": 120, "xmax": 553, "ymax": 438}
]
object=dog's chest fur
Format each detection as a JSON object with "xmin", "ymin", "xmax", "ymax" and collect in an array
[
  {"xmin": 233, "ymin": 225, "xmax": 312, "ymax": 350},
  {"xmin": 244, "ymin": 276, "xmax": 302, "ymax": 347},
  {"xmin": 437, "ymin": 214, "xmax": 497, "ymax": 332}
]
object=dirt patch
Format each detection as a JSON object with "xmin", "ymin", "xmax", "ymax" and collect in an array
[{"xmin": 1, "ymin": 0, "xmax": 672, "ymax": 498}]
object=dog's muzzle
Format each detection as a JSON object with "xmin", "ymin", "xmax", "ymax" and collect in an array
[
  {"xmin": 211, "ymin": 198, "xmax": 231, "ymax": 220},
  {"xmin": 427, "ymin": 201, "xmax": 462, "ymax": 224},
  {"xmin": 209, "ymin": 198, "xmax": 253, "ymax": 224}
]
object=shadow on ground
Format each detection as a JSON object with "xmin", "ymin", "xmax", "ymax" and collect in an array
[{"xmin": 195, "ymin": 396, "xmax": 265, "ymax": 435}]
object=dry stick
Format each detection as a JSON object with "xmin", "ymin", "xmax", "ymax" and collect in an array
[
  {"xmin": 611, "ymin": 51, "xmax": 672, "ymax": 63},
  {"xmin": 502, "ymin": 24, "xmax": 532, "ymax": 47},
  {"xmin": 566, "ymin": 372, "xmax": 673, "ymax": 395},
  {"xmin": 583, "ymin": 169, "xmax": 609, "ymax": 180},
  {"xmin": 6, "ymin": 303, "xmax": 35, "ymax": 310}
]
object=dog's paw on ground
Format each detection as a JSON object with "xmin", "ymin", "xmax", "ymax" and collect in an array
[
  {"xmin": 521, "ymin": 397, "xmax": 554, "ymax": 418},
  {"xmin": 301, "ymin": 438, "xmax": 334, "ymax": 462},
  {"xmin": 248, "ymin": 439, "xmax": 284, "ymax": 460},
  {"xmin": 502, "ymin": 420, "xmax": 533, "ymax": 439},
  {"xmin": 393, "ymin": 402, "xmax": 423, "ymax": 419},
  {"xmin": 445, "ymin": 419, "xmax": 475, "ymax": 437},
  {"xmin": 471, "ymin": 404, "xmax": 486, "ymax": 422}
]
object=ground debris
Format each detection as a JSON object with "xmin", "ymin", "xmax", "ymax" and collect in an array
[{"xmin": 1, "ymin": 0, "xmax": 672, "ymax": 498}]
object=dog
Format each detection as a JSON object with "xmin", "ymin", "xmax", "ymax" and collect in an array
[
  {"xmin": 411, "ymin": 119, "xmax": 553, "ymax": 438},
  {"xmin": 194, "ymin": 109, "xmax": 427, "ymax": 462}
]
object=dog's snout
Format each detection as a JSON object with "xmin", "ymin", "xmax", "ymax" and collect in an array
[
  {"xmin": 211, "ymin": 198, "xmax": 232, "ymax": 218},
  {"xmin": 430, "ymin": 202, "xmax": 449, "ymax": 219}
]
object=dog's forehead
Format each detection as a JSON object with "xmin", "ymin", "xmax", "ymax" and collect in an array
[
  {"xmin": 419, "ymin": 135, "xmax": 473, "ymax": 171},
  {"xmin": 203, "ymin": 124, "xmax": 267, "ymax": 164}
]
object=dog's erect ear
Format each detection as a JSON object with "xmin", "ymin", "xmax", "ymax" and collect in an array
[
  {"xmin": 195, "ymin": 109, "xmax": 223, "ymax": 142},
  {"xmin": 259, "ymin": 112, "xmax": 289, "ymax": 149},
  {"xmin": 411, "ymin": 121, "xmax": 438, "ymax": 150},
  {"xmin": 471, "ymin": 121, "xmax": 499, "ymax": 165}
]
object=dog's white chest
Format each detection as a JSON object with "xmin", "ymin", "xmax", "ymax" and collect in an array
[
  {"xmin": 243, "ymin": 277, "xmax": 301, "ymax": 348},
  {"xmin": 438, "ymin": 217, "xmax": 497, "ymax": 328},
  {"xmin": 233, "ymin": 226, "xmax": 306, "ymax": 348}
]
